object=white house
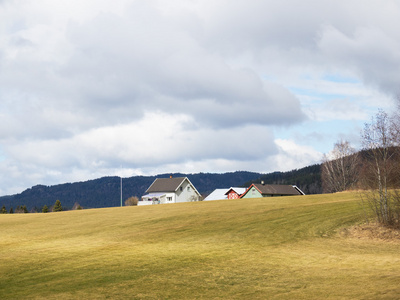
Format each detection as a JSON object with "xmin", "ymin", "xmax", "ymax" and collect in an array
[{"xmin": 139, "ymin": 176, "xmax": 201, "ymax": 205}]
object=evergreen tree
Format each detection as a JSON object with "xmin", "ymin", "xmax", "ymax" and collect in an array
[
  {"xmin": 1, "ymin": 205, "xmax": 7, "ymax": 214},
  {"xmin": 42, "ymin": 205, "xmax": 49, "ymax": 213},
  {"xmin": 9, "ymin": 207, "xmax": 13, "ymax": 214},
  {"xmin": 22, "ymin": 205, "xmax": 28, "ymax": 213},
  {"xmin": 53, "ymin": 200, "xmax": 63, "ymax": 212}
]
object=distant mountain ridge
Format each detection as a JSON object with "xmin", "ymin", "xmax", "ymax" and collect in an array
[
  {"xmin": 0, "ymin": 166, "xmax": 322, "ymax": 211},
  {"xmin": 0, "ymin": 171, "xmax": 261, "ymax": 210},
  {"xmin": 246, "ymin": 164, "xmax": 322, "ymax": 195}
]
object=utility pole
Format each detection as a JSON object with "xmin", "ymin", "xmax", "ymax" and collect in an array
[{"xmin": 120, "ymin": 175, "xmax": 123, "ymax": 207}]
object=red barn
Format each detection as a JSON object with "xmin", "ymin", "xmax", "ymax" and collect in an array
[{"xmin": 225, "ymin": 187, "xmax": 246, "ymax": 199}]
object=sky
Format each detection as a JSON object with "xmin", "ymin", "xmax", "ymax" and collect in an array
[{"xmin": 1, "ymin": 0, "xmax": 400, "ymax": 195}]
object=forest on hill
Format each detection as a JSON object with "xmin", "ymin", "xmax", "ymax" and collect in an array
[
  {"xmin": 246, "ymin": 164, "xmax": 322, "ymax": 195},
  {"xmin": 0, "ymin": 166, "xmax": 322, "ymax": 211},
  {"xmin": 0, "ymin": 171, "xmax": 259, "ymax": 211}
]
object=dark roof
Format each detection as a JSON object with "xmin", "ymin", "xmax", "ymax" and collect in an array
[
  {"xmin": 145, "ymin": 177, "xmax": 186, "ymax": 193},
  {"xmin": 252, "ymin": 183, "xmax": 303, "ymax": 195}
]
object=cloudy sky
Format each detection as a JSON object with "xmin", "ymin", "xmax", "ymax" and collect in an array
[{"xmin": 1, "ymin": 0, "xmax": 399, "ymax": 195}]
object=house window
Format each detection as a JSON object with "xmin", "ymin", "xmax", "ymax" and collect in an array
[
  {"xmin": 187, "ymin": 186, "xmax": 190, "ymax": 191},
  {"xmin": 180, "ymin": 187, "xmax": 183, "ymax": 191},
  {"xmin": 167, "ymin": 197, "xmax": 172, "ymax": 201}
]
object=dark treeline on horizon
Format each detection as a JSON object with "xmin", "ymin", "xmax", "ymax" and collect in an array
[{"xmin": 0, "ymin": 171, "xmax": 270, "ymax": 211}]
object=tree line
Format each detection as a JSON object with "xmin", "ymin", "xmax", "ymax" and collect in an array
[
  {"xmin": 1, "ymin": 199, "xmax": 73, "ymax": 214},
  {"xmin": 0, "ymin": 172, "xmax": 263, "ymax": 211},
  {"xmin": 0, "ymin": 197, "xmax": 141, "ymax": 214},
  {"xmin": 322, "ymin": 108, "xmax": 400, "ymax": 228},
  {"xmin": 247, "ymin": 164, "xmax": 322, "ymax": 195}
]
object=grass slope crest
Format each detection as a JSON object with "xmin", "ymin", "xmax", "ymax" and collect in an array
[
  {"xmin": 0, "ymin": 168, "xmax": 322, "ymax": 211},
  {"xmin": 1, "ymin": 192, "xmax": 399, "ymax": 299}
]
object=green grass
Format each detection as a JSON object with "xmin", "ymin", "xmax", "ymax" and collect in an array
[{"xmin": 1, "ymin": 192, "xmax": 399, "ymax": 299}]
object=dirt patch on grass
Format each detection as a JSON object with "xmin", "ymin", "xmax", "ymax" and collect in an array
[{"xmin": 340, "ymin": 223, "xmax": 400, "ymax": 243}]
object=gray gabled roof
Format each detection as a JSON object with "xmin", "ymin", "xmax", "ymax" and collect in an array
[
  {"xmin": 240, "ymin": 183, "xmax": 305, "ymax": 198},
  {"xmin": 146, "ymin": 177, "xmax": 187, "ymax": 193},
  {"xmin": 145, "ymin": 177, "xmax": 201, "ymax": 197},
  {"xmin": 245, "ymin": 183, "xmax": 304, "ymax": 196}
]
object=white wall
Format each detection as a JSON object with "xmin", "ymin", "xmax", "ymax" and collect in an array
[
  {"xmin": 176, "ymin": 180, "xmax": 199, "ymax": 203},
  {"xmin": 159, "ymin": 192, "xmax": 176, "ymax": 204},
  {"xmin": 137, "ymin": 200, "xmax": 154, "ymax": 206}
]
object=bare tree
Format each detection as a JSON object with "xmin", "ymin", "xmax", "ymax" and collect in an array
[
  {"xmin": 322, "ymin": 140, "xmax": 359, "ymax": 193},
  {"xmin": 361, "ymin": 109, "xmax": 400, "ymax": 226}
]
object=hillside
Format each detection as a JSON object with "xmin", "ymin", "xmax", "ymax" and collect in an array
[
  {"xmin": 0, "ymin": 165, "xmax": 323, "ymax": 211},
  {"xmin": 0, "ymin": 171, "xmax": 263, "ymax": 210},
  {"xmin": 246, "ymin": 164, "xmax": 322, "ymax": 194},
  {"xmin": 1, "ymin": 192, "xmax": 399, "ymax": 299}
]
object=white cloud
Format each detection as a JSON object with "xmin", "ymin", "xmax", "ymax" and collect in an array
[
  {"xmin": 1, "ymin": 110, "xmax": 281, "ymax": 189},
  {"xmin": 6, "ymin": 111, "xmax": 279, "ymax": 166},
  {"xmin": 1, "ymin": 0, "xmax": 400, "ymax": 194},
  {"xmin": 318, "ymin": 24, "xmax": 400, "ymax": 96},
  {"xmin": 272, "ymin": 139, "xmax": 323, "ymax": 171}
]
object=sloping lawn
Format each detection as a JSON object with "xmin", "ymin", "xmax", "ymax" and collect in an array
[{"xmin": 1, "ymin": 192, "xmax": 399, "ymax": 299}]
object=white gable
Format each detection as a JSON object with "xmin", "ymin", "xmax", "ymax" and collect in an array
[{"xmin": 228, "ymin": 187, "xmax": 246, "ymax": 195}]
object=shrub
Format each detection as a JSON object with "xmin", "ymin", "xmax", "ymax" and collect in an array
[{"xmin": 124, "ymin": 196, "xmax": 139, "ymax": 206}]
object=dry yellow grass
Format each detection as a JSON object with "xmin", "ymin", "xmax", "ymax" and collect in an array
[{"xmin": 1, "ymin": 192, "xmax": 399, "ymax": 299}]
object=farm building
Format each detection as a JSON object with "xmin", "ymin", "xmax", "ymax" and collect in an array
[
  {"xmin": 204, "ymin": 187, "xmax": 246, "ymax": 201},
  {"xmin": 225, "ymin": 187, "xmax": 246, "ymax": 199},
  {"xmin": 203, "ymin": 189, "xmax": 229, "ymax": 201},
  {"xmin": 240, "ymin": 182, "xmax": 305, "ymax": 198},
  {"xmin": 140, "ymin": 176, "xmax": 201, "ymax": 205}
]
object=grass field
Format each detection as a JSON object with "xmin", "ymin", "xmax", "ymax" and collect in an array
[{"xmin": 1, "ymin": 192, "xmax": 400, "ymax": 299}]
